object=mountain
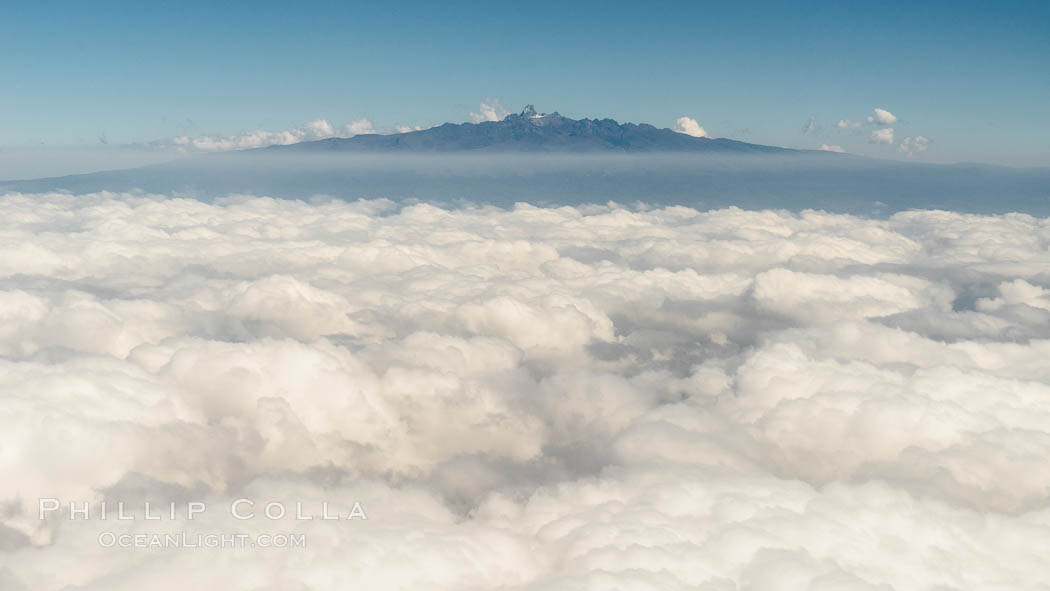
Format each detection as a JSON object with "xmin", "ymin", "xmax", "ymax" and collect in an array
[
  {"xmin": 3, "ymin": 107, "xmax": 1049, "ymax": 216},
  {"xmin": 265, "ymin": 105, "xmax": 796, "ymax": 154}
]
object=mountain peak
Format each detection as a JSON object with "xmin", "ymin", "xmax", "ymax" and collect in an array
[{"xmin": 506, "ymin": 105, "xmax": 565, "ymax": 123}]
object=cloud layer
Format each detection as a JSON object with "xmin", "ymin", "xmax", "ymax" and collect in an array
[{"xmin": 1, "ymin": 193, "xmax": 1049, "ymax": 589}]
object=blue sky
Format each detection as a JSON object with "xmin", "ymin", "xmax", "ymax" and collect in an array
[{"xmin": 2, "ymin": 0, "xmax": 1049, "ymax": 169}]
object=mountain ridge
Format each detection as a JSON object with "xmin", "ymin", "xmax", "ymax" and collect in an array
[{"xmin": 263, "ymin": 105, "xmax": 802, "ymax": 154}]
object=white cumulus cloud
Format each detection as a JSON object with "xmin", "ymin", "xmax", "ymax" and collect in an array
[
  {"xmin": 870, "ymin": 127, "xmax": 895, "ymax": 144},
  {"xmin": 1, "ymin": 193, "xmax": 1050, "ymax": 589},
  {"xmin": 470, "ymin": 99, "xmax": 510, "ymax": 123},
  {"xmin": 672, "ymin": 116, "xmax": 709, "ymax": 137},
  {"xmin": 899, "ymin": 135, "xmax": 931, "ymax": 155},
  {"xmin": 820, "ymin": 143, "xmax": 845, "ymax": 152},
  {"xmin": 838, "ymin": 107, "xmax": 898, "ymax": 129},
  {"xmin": 869, "ymin": 107, "xmax": 898, "ymax": 125}
]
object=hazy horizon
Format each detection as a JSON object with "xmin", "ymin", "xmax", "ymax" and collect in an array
[{"xmin": 5, "ymin": 150, "xmax": 1049, "ymax": 218}]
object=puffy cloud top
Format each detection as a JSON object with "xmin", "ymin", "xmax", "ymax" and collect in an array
[
  {"xmin": 870, "ymin": 107, "xmax": 898, "ymax": 125},
  {"xmin": 672, "ymin": 116, "xmax": 709, "ymax": 137}
]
